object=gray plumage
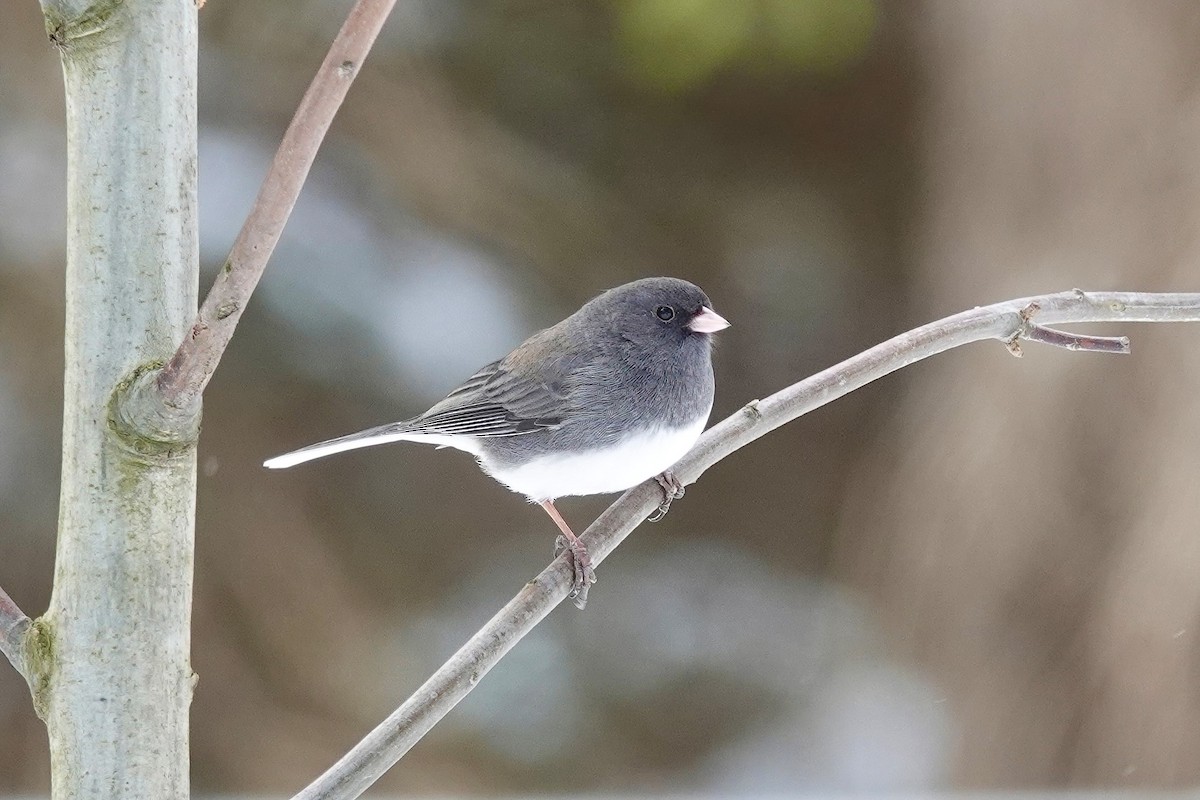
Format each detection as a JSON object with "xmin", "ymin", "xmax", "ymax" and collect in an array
[{"xmin": 266, "ymin": 277, "xmax": 723, "ymax": 501}]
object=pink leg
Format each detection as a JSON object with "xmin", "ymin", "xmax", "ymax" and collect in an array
[{"xmin": 539, "ymin": 500, "xmax": 596, "ymax": 608}]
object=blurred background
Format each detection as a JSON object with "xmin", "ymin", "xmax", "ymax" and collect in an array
[{"xmin": 2, "ymin": 0, "xmax": 1200, "ymax": 795}]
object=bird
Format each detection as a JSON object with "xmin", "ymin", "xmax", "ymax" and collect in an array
[{"xmin": 264, "ymin": 277, "xmax": 729, "ymax": 607}]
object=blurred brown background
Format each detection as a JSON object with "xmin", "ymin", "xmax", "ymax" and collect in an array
[{"xmin": 2, "ymin": 0, "xmax": 1199, "ymax": 794}]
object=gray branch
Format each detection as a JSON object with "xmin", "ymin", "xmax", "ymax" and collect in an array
[
  {"xmin": 290, "ymin": 289, "xmax": 1200, "ymax": 800},
  {"xmin": 125, "ymin": 0, "xmax": 398, "ymax": 435},
  {"xmin": 0, "ymin": 583, "xmax": 30, "ymax": 686}
]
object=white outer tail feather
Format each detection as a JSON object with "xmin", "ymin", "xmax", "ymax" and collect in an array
[
  {"xmin": 264, "ymin": 432, "xmax": 418, "ymax": 469},
  {"xmin": 263, "ymin": 429, "xmax": 481, "ymax": 469}
]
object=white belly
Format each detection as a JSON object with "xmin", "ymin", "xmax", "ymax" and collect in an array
[{"xmin": 488, "ymin": 414, "xmax": 709, "ymax": 502}]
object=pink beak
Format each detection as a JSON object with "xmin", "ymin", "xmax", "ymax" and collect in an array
[{"xmin": 688, "ymin": 306, "xmax": 730, "ymax": 334}]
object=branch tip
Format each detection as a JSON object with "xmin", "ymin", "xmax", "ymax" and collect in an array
[
  {"xmin": 1015, "ymin": 300, "xmax": 1131, "ymax": 354},
  {"xmin": 1023, "ymin": 324, "xmax": 1132, "ymax": 354}
]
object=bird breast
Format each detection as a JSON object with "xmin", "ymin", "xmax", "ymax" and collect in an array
[{"xmin": 481, "ymin": 411, "xmax": 710, "ymax": 502}]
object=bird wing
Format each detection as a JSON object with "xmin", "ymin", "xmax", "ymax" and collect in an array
[{"xmin": 409, "ymin": 358, "xmax": 569, "ymax": 437}]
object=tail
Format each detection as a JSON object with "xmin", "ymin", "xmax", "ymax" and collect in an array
[{"xmin": 263, "ymin": 422, "xmax": 423, "ymax": 469}]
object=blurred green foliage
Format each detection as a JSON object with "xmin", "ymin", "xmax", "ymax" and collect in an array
[{"xmin": 616, "ymin": 0, "xmax": 878, "ymax": 91}]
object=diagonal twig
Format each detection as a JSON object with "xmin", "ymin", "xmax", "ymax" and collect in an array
[
  {"xmin": 0, "ymin": 582, "xmax": 31, "ymax": 687},
  {"xmin": 147, "ymin": 0, "xmax": 397, "ymax": 427},
  {"xmin": 290, "ymin": 289, "xmax": 1200, "ymax": 800}
]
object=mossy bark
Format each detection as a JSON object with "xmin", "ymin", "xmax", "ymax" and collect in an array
[{"xmin": 39, "ymin": 0, "xmax": 198, "ymax": 797}]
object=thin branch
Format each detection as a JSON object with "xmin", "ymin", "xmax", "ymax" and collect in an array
[
  {"xmin": 0, "ymin": 582, "xmax": 31, "ymax": 686},
  {"xmin": 290, "ymin": 290, "xmax": 1200, "ymax": 800},
  {"xmin": 149, "ymin": 0, "xmax": 397, "ymax": 424},
  {"xmin": 1006, "ymin": 300, "xmax": 1132, "ymax": 356},
  {"xmin": 1021, "ymin": 324, "xmax": 1131, "ymax": 354}
]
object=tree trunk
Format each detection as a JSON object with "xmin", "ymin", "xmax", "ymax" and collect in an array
[{"xmin": 36, "ymin": 0, "xmax": 198, "ymax": 797}]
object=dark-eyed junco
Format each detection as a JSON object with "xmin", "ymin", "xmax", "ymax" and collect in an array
[{"xmin": 265, "ymin": 277, "xmax": 729, "ymax": 606}]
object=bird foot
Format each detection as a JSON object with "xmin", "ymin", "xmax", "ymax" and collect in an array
[
  {"xmin": 648, "ymin": 471, "xmax": 686, "ymax": 522},
  {"xmin": 554, "ymin": 534, "xmax": 597, "ymax": 609}
]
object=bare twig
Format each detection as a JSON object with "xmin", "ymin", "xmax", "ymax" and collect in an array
[
  {"xmin": 1006, "ymin": 300, "xmax": 1132, "ymax": 356},
  {"xmin": 150, "ymin": 0, "xmax": 397, "ymax": 424},
  {"xmin": 290, "ymin": 290, "xmax": 1200, "ymax": 800},
  {"xmin": 1022, "ymin": 324, "xmax": 1130, "ymax": 353},
  {"xmin": 0, "ymin": 582, "xmax": 31, "ymax": 686}
]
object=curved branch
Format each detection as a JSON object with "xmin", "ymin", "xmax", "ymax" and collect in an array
[
  {"xmin": 133, "ymin": 0, "xmax": 397, "ymax": 432},
  {"xmin": 0, "ymin": 583, "xmax": 31, "ymax": 687},
  {"xmin": 290, "ymin": 290, "xmax": 1200, "ymax": 800}
]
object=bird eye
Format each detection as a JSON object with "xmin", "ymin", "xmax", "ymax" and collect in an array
[{"xmin": 655, "ymin": 305, "xmax": 675, "ymax": 321}]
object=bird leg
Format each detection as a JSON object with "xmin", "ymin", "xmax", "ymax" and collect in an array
[
  {"xmin": 539, "ymin": 500, "xmax": 596, "ymax": 609},
  {"xmin": 648, "ymin": 471, "xmax": 686, "ymax": 522}
]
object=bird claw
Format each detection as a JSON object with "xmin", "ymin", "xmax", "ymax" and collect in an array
[
  {"xmin": 555, "ymin": 534, "xmax": 597, "ymax": 609},
  {"xmin": 648, "ymin": 471, "xmax": 685, "ymax": 522}
]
